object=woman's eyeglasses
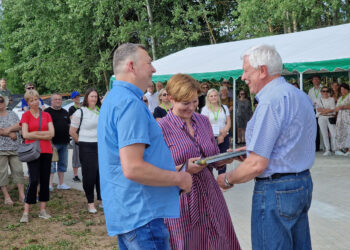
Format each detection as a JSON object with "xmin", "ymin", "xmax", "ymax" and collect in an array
[
  {"xmin": 240, "ymin": 93, "xmax": 245, "ymax": 95},
  {"xmin": 143, "ymin": 99, "xmax": 148, "ymax": 103},
  {"xmin": 162, "ymin": 93, "xmax": 168, "ymax": 97},
  {"xmin": 0, "ymin": 99, "xmax": 4, "ymax": 103},
  {"xmin": 26, "ymin": 87, "xmax": 34, "ymax": 90}
]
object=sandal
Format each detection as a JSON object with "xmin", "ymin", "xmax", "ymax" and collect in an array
[{"xmin": 4, "ymin": 197, "xmax": 14, "ymax": 205}]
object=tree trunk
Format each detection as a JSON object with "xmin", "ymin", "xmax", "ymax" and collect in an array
[
  {"xmin": 145, "ymin": 0, "xmax": 156, "ymax": 60},
  {"xmin": 292, "ymin": 11, "xmax": 297, "ymax": 32}
]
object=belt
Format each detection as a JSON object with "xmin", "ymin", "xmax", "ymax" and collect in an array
[{"xmin": 255, "ymin": 169, "xmax": 309, "ymax": 181}]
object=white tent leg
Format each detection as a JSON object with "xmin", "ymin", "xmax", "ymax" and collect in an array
[
  {"xmin": 232, "ymin": 78, "xmax": 236, "ymax": 151},
  {"xmin": 299, "ymin": 73, "xmax": 303, "ymax": 90}
]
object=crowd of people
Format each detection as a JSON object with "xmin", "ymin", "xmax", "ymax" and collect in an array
[
  {"xmin": 0, "ymin": 42, "xmax": 349, "ymax": 250},
  {"xmin": 308, "ymin": 76, "xmax": 350, "ymax": 156}
]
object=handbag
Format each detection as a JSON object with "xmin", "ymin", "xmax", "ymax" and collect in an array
[
  {"xmin": 328, "ymin": 117, "xmax": 336, "ymax": 124},
  {"xmin": 17, "ymin": 111, "xmax": 42, "ymax": 162}
]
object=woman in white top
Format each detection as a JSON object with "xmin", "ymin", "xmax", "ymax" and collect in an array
[
  {"xmin": 70, "ymin": 88, "xmax": 101, "ymax": 213},
  {"xmin": 316, "ymin": 86, "xmax": 336, "ymax": 156},
  {"xmin": 201, "ymin": 88, "xmax": 231, "ymax": 174}
]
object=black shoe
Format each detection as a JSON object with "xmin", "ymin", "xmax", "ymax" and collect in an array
[{"xmin": 73, "ymin": 176, "xmax": 81, "ymax": 182}]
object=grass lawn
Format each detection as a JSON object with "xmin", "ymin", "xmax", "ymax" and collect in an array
[{"xmin": 0, "ymin": 179, "xmax": 117, "ymax": 249}]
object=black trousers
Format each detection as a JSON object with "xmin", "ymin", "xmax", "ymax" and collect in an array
[
  {"xmin": 316, "ymin": 117, "xmax": 320, "ymax": 151},
  {"xmin": 79, "ymin": 142, "xmax": 101, "ymax": 203},
  {"xmin": 216, "ymin": 135, "xmax": 230, "ymax": 174},
  {"xmin": 25, "ymin": 153, "xmax": 52, "ymax": 204}
]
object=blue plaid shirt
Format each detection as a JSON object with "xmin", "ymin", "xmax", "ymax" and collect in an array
[{"xmin": 246, "ymin": 77, "xmax": 316, "ymax": 178}]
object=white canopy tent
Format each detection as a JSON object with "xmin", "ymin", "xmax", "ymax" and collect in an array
[
  {"xmin": 152, "ymin": 22, "xmax": 350, "ymax": 85},
  {"xmin": 149, "ymin": 23, "xmax": 350, "ymax": 149}
]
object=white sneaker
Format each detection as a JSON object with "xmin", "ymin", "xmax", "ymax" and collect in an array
[
  {"xmin": 38, "ymin": 210, "xmax": 51, "ymax": 220},
  {"xmin": 49, "ymin": 185, "xmax": 54, "ymax": 192},
  {"xmin": 335, "ymin": 150, "xmax": 345, "ymax": 156},
  {"xmin": 57, "ymin": 183, "xmax": 70, "ymax": 190},
  {"xmin": 323, "ymin": 151, "xmax": 332, "ymax": 156},
  {"xmin": 345, "ymin": 152, "xmax": 350, "ymax": 157}
]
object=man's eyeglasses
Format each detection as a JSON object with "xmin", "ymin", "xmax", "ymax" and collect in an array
[
  {"xmin": 162, "ymin": 93, "xmax": 168, "ymax": 97},
  {"xmin": 240, "ymin": 93, "xmax": 245, "ymax": 95},
  {"xmin": 321, "ymin": 90, "xmax": 329, "ymax": 93},
  {"xmin": 26, "ymin": 87, "xmax": 34, "ymax": 90}
]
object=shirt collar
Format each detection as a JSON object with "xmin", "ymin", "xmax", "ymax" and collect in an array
[
  {"xmin": 113, "ymin": 80, "xmax": 144, "ymax": 100},
  {"xmin": 255, "ymin": 76, "xmax": 283, "ymax": 103},
  {"xmin": 167, "ymin": 110, "xmax": 199, "ymax": 130}
]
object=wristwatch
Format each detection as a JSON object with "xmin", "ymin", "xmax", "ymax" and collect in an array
[{"xmin": 224, "ymin": 173, "xmax": 233, "ymax": 187}]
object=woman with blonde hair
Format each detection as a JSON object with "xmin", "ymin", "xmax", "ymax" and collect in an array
[
  {"xmin": 158, "ymin": 74, "xmax": 240, "ymax": 249},
  {"xmin": 153, "ymin": 88, "xmax": 171, "ymax": 121},
  {"xmin": 19, "ymin": 90, "xmax": 55, "ymax": 223},
  {"xmin": 201, "ymin": 88, "xmax": 231, "ymax": 174}
]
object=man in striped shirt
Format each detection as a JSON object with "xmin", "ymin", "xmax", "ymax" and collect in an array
[{"xmin": 218, "ymin": 44, "xmax": 316, "ymax": 250}]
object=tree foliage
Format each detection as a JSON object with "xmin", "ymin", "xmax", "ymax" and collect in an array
[{"xmin": 0, "ymin": 0, "xmax": 348, "ymax": 94}]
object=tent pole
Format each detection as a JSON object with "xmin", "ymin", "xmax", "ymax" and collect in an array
[
  {"xmin": 232, "ymin": 78, "xmax": 236, "ymax": 151},
  {"xmin": 299, "ymin": 73, "xmax": 303, "ymax": 90}
]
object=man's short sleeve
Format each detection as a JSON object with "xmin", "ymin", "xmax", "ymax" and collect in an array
[
  {"xmin": 246, "ymin": 104, "xmax": 281, "ymax": 159},
  {"xmin": 117, "ymin": 100, "xmax": 151, "ymax": 149}
]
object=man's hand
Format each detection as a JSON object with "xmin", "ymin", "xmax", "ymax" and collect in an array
[
  {"xmin": 177, "ymin": 172, "xmax": 193, "ymax": 193},
  {"xmin": 186, "ymin": 157, "xmax": 207, "ymax": 174},
  {"xmin": 217, "ymin": 173, "xmax": 234, "ymax": 190}
]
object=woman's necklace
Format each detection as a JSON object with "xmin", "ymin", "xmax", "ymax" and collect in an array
[
  {"xmin": 88, "ymin": 106, "xmax": 100, "ymax": 115},
  {"xmin": 210, "ymin": 104, "xmax": 220, "ymax": 121},
  {"xmin": 161, "ymin": 103, "xmax": 171, "ymax": 113}
]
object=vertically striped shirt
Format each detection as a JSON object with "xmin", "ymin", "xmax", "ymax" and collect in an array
[{"xmin": 159, "ymin": 111, "xmax": 241, "ymax": 250}]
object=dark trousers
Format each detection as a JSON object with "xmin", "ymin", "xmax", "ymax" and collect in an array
[
  {"xmin": 25, "ymin": 153, "xmax": 52, "ymax": 204},
  {"xmin": 316, "ymin": 117, "xmax": 320, "ymax": 151},
  {"xmin": 217, "ymin": 135, "xmax": 230, "ymax": 174},
  {"xmin": 79, "ymin": 142, "xmax": 101, "ymax": 203}
]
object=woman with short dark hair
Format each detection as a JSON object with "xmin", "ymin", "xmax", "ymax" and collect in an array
[{"xmin": 334, "ymin": 83, "xmax": 350, "ymax": 156}]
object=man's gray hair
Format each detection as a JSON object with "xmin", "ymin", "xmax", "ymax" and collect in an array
[
  {"xmin": 241, "ymin": 45, "xmax": 282, "ymax": 76},
  {"xmin": 113, "ymin": 43, "xmax": 147, "ymax": 75}
]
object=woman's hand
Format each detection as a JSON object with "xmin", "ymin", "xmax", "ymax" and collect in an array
[{"xmin": 186, "ymin": 157, "xmax": 207, "ymax": 174}]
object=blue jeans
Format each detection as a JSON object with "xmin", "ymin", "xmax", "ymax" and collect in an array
[
  {"xmin": 252, "ymin": 170, "xmax": 313, "ymax": 250},
  {"xmin": 50, "ymin": 144, "xmax": 68, "ymax": 173},
  {"xmin": 118, "ymin": 218, "xmax": 170, "ymax": 250}
]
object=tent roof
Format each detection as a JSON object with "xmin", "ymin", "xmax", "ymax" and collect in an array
[{"xmin": 152, "ymin": 23, "xmax": 350, "ymax": 82}]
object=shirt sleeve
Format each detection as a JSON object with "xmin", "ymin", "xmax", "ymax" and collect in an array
[
  {"xmin": 21, "ymin": 98, "xmax": 27, "ymax": 110},
  {"xmin": 201, "ymin": 106, "xmax": 209, "ymax": 117},
  {"xmin": 223, "ymin": 105, "xmax": 230, "ymax": 117},
  {"xmin": 246, "ymin": 104, "xmax": 281, "ymax": 159},
  {"xmin": 153, "ymin": 107, "xmax": 161, "ymax": 119},
  {"xmin": 19, "ymin": 111, "xmax": 29, "ymax": 126},
  {"xmin": 71, "ymin": 109, "xmax": 82, "ymax": 128},
  {"xmin": 117, "ymin": 100, "xmax": 151, "ymax": 149}
]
